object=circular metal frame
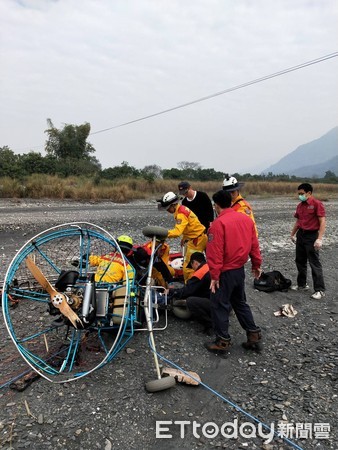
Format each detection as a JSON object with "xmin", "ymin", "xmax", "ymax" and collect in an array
[{"xmin": 2, "ymin": 222, "xmax": 137, "ymax": 383}]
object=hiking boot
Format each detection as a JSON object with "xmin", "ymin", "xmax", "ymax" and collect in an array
[
  {"xmin": 242, "ymin": 329, "xmax": 263, "ymax": 352},
  {"xmin": 311, "ymin": 291, "xmax": 325, "ymax": 300},
  {"xmin": 204, "ymin": 337, "xmax": 231, "ymax": 355},
  {"xmin": 291, "ymin": 284, "xmax": 309, "ymax": 291}
]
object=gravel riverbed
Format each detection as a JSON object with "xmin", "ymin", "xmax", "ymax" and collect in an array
[{"xmin": 0, "ymin": 197, "xmax": 337, "ymax": 450}]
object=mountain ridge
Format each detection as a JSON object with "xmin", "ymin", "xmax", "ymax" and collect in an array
[{"xmin": 262, "ymin": 126, "xmax": 338, "ymax": 176}]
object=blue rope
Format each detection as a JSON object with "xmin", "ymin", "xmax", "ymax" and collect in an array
[
  {"xmin": 0, "ymin": 367, "xmax": 33, "ymax": 390},
  {"xmin": 148, "ymin": 336, "xmax": 304, "ymax": 450}
]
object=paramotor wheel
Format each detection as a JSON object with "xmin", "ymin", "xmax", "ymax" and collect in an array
[
  {"xmin": 2, "ymin": 222, "xmax": 136, "ymax": 383},
  {"xmin": 145, "ymin": 375, "xmax": 176, "ymax": 392},
  {"xmin": 172, "ymin": 299, "xmax": 193, "ymax": 320}
]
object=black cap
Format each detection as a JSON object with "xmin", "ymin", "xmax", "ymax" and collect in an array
[
  {"xmin": 187, "ymin": 252, "xmax": 206, "ymax": 268},
  {"xmin": 178, "ymin": 181, "xmax": 191, "ymax": 194}
]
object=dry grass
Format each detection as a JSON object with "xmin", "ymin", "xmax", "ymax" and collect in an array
[{"xmin": 0, "ymin": 175, "xmax": 337, "ymax": 202}]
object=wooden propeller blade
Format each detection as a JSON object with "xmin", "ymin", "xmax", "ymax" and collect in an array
[
  {"xmin": 26, "ymin": 256, "xmax": 55, "ymax": 296},
  {"xmin": 25, "ymin": 256, "xmax": 83, "ymax": 329}
]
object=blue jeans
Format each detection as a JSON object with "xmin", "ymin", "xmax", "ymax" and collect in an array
[{"xmin": 210, "ymin": 267, "xmax": 258, "ymax": 339}]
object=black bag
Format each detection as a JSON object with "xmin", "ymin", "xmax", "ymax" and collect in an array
[{"xmin": 254, "ymin": 271, "xmax": 291, "ymax": 292}]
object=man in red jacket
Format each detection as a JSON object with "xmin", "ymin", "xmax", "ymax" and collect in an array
[{"xmin": 205, "ymin": 190, "xmax": 262, "ymax": 355}]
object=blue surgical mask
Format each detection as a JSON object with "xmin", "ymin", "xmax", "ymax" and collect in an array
[{"xmin": 298, "ymin": 194, "xmax": 307, "ymax": 202}]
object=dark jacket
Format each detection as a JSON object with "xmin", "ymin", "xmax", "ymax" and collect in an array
[
  {"xmin": 172, "ymin": 262, "xmax": 210, "ymax": 299},
  {"xmin": 182, "ymin": 191, "xmax": 214, "ymax": 231}
]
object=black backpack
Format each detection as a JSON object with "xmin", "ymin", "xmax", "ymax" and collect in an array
[{"xmin": 254, "ymin": 271, "xmax": 291, "ymax": 293}]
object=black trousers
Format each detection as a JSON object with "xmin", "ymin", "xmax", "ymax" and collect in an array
[
  {"xmin": 186, "ymin": 296, "xmax": 212, "ymax": 327},
  {"xmin": 210, "ymin": 267, "xmax": 258, "ymax": 339},
  {"xmin": 296, "ymin": 229, "xmax": 325, "ymax": 291}
]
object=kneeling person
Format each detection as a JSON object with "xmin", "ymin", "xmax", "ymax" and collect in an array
[{"xmin": 169, "ymin": 252, "xmax": 211, "ymax": 332}]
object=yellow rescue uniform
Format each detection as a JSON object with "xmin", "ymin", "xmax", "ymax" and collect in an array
[
  {"xmin": 168, "ymin": 204, "xmax": 207, "ymax": 282},
  {"xmin": 231, "ymin": 194, "xmax": 258, "ymax": 236},
  {"xmin": 89, "ymin": 252, "xmax": 134, "ymax": 284}
]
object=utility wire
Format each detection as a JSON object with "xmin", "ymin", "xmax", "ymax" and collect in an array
[
  {"xmin": 10, "ymin": 52, "xmax": 338, "ymax": 151},
  {"xmin": 90, "ymin": 52, "xmax": 338, "ymax": 136}
]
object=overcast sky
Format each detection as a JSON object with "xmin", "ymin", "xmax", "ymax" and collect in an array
[{"xmin": 1, "ymin": 0, "xmax": 337, "ymax": 174}]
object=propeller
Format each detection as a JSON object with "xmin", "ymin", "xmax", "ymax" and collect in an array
[{"xmin": 25, "ymin": 256, "xmax": 83, "ymax": 329}]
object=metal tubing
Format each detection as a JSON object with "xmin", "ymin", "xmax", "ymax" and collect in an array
[{"xmin": 142, "ymin": 236, "xmax": 162, "ymax": 379}]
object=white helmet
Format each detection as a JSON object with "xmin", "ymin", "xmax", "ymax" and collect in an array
[
  {"xmin": 160, "ymin": 191, "xmax": 179, "ymax": 208},
  {"xmin": 222, "ymin": 174, "xmax": 243, "ymax": 192}
]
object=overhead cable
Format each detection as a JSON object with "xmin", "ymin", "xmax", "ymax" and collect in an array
[{"xmin": 90, "ymin": 52, "xmax": 338, "ymax": 135}]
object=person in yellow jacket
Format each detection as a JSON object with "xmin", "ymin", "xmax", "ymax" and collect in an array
[
  {"xmin": 158, "ymin": 191, "xmax": 207, "ymax": 282},
  {"xmin": 89, "ymin": 235, "xmax": 135, "ymax": 284},
  {"xmin": 222, "ymin": 174, "xmax": 258, "ymax": 236}
]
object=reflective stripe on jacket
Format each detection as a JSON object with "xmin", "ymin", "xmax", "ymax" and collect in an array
[
  {"xmin": 89, "ymin": 252, "xmax": 134, "ymax": 283},
  {"xmin": 168, "ymin": 204, "xmax": 205, "ymax": 240},
  {"xmin": 142, "ymin": 241, "xmax": 171, "ymax": 265},
  {"xmin": 231, "ymin": 194, "xmax": 258, "ymax": 235}
]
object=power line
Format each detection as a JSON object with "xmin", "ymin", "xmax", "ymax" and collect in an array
[
  {"xmin": 9, "ymin": 52, "xmax": 338, "ymax": 152},
  {"xmin": 90, "ymin": 52, "xmax": 338, "ymax": 136}
]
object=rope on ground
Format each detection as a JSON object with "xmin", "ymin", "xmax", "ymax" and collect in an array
[{"xmin": 148, "ymin": 336, "xmax": 304, "ymax": 450}]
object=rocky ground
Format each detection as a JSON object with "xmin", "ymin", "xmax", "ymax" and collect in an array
[{"xmin": 0, "ymin": 197, "xmax": 337, "ymax": 450}]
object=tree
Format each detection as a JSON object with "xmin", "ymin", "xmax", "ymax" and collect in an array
[
  {"xmin": 162, "ymin": 168, "xmax": 183, "ymax": 179},
  {"xmin": 0, "ymin": 146, "xmax": 21, "ymax": 177},
  {"xmin": 45, "ymin": 119, "xmax": 96, "ymax": 160},
  {"xmin": 323, "ymin": 170, "xmax": 338, "ymax": 182},
  {"xmin": 44, "ymin": 119, "xmax": 101, "ymax": 176},
  {"xmin": 195, "ymin": 168, "xmax": 224, "ymax": 181},
  {"xmin": 101, "ymin": 161, "xmax": 139, "ymax": 180},
  {"xmin": 19, "ymin": 152, "xmax": 56, "ymax": 175},
  {"xmin": 140, "ymin": 164, "xmax": 162, "ymax": 181},
  {"xmin": 177, "ymin": 161, "xmax": 201, "ymax": 171}
]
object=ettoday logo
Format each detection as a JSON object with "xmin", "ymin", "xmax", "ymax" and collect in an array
[
  {"xmin": 155, "ymin": 420, "xmax": 330, "ymax": 443},
  {"xmin": 156, "ymin": 419, "xmax": 276, "ymax": 443}
]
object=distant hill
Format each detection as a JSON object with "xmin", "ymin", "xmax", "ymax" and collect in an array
[{"xmin": 262, "ymin": 126, "xmax": 338, "ymax": 177}]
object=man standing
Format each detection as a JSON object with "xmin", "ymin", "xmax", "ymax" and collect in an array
[
  {"xmin": 222, "ymin": 174, "xmax": 258, "ymax": 235},
  {"xmin": 158, "ymin": 191, "xmax": 207, "ymax": 282},
  {"xmin": 178, "ymin": 181, "xmax": 214, "ymax": 231},
  {"xmin": 205, "ymin": 190, "xmax": 262, "ymax": 355},
  {"xmin": 290, "ymin": 183, "xmax": 326, "ymax": 299}
]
